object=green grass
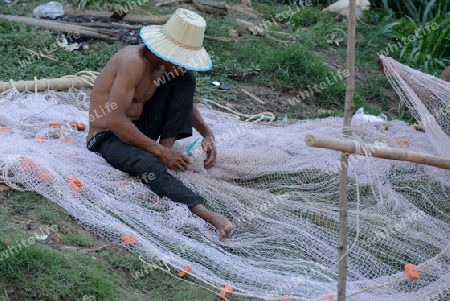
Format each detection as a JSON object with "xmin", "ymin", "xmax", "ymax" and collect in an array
[
  {"xmin": 0, "ymin": 190, "xmax": 222, "ymax": 301},
  {"xmin": 62, "ymin": 233, "xmax": 93, "ymax": 247},
  {"xmin": 0, "ymin": 18, "xmax": 124, "ymax": 80}
]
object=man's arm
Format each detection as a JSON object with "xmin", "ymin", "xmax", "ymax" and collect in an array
[
  {"xmin": 192, "ymin": 106, "xmax": 216, "ymax": 169},
  {"xmin": 104, "ymin": 62, "xmax": 189, "ymax": 172}
]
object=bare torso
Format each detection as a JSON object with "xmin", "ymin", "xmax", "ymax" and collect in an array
[{"xmin": 87, "ymin": 45, "xmax": 166, "ymax": 142}]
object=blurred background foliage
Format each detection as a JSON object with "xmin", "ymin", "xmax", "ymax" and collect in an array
[{"xmin": 254, "ymin": 0, "xmax": 450, "ymax": 76}]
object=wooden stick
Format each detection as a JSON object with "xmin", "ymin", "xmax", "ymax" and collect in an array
[
  {"xmin": 0, "ymin": 14, "xmax": 117, "ymax": 41},
  {"xmin": 305, "ymin": 135, "xmax": 450, "ymax": 170},
  {"xmin": 338, "ymin": 0, "xmax": 356, "ymax": 300},
  {"xmin": 6, "ymin": 0, "xmax": 19, "ymax": 8},
  {"xmin": 241, "ymin": 89, "xmax": 265, "ymax": 104},
  {"xmin": 64, "ymin": 8, "xmax": 171, "ymax": 24}
]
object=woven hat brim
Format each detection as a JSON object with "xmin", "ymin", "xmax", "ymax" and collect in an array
[{"xmin": 140, "ymin": 25, "xmax": 212, "ymax": 71}]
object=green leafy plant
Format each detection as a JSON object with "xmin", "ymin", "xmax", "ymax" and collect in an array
[
  {"xmin": 396, "ymin": 13, "xmax": 450, "ymax": 76},
  {"xmin": 374, "ymin": 0, "xmax": 449, "ymax": 23}
]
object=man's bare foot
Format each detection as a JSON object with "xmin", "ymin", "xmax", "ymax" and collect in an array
[{"xmin": 189, "ymin": 204, "xmax": 234, "ymax": 240}]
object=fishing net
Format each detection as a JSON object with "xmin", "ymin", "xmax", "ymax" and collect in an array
[{"xmin": 0, "ymin": 59, "xmax": 449, "ymax": 301}]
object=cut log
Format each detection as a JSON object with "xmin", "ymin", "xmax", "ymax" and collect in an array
[
  {"xmin": 0, "ymin": 14, "xmax": 117, "ymax": 41},
  {"xmin": 79, "ymin": 22, "xmax": 142, "ymax": 30},
  {"xmin": 78, "ymin": 22, "xmax": 233, "ymax": 42},
  {"xmin": 64, "ymin": 7, "xmax": 171, "ymax": 24},
  {"xmin": 192, "ymin": 0, "xmax": 227, "ymax": 16}
]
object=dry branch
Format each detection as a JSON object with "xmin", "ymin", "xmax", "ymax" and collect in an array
[
  {"xmin": 64, "ymin": 7, "xmax": 171, "ymax": 24},
  {"xmin": 225, "ymin": 4, "xmax": 259, "ymax": 18},
  {"xmin": 204, "ymin": 35, "xmax": 233, "ymax": 42},
  {"xmin": 18, "ymin": 46, "xmax": 60, "ymax": 63},
  {"xmin": 305, "ymin": 135, "xmax": 450, "ymax": 170},
  {"xmin": 0, "ymin": 14, "xmax": 117, "ymax": 41},
  {"xmin": 6, "ymin": 0, "xmax": 19, "ymax": 8}
]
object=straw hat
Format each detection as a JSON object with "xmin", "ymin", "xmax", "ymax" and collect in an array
[{"xmin": 140, "ymin": 8, "xmax": 212, "ymax": 71}]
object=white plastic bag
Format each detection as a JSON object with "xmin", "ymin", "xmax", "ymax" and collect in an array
[
  {"xmin": 32, "ymin": 2, "xmax": 64, "ymax": 19},
  {"xmin": 353, "ymin": 107, "xmax": 387, "ymax": 123}
]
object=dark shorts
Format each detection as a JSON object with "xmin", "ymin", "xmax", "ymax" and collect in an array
[{"xmin": 87, "ymin": 70, "xmax": 203, "ymax": 207}]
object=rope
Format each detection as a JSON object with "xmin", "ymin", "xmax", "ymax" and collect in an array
[{"xmin": 202, "ymin": 98, "xmax": 275, "ymax": 123}]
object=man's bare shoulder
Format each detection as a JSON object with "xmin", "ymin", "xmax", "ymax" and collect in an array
[{"xmin": 112, "ymin": 45, "xmax": 147, "ymax": 69}]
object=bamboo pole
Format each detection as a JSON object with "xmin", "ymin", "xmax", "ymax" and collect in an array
[
  {"xmin": 306, "ymin": 135, "xmax": 450, "ymax": 170},
  {"xmin": 0, "ymin": 76, "xmax": 97, "ymax": 93},
  {"xmin": 338, "ymin": 0, "xmax": 356, "ymax": 300}
]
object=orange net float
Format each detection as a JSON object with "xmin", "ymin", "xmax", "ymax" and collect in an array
[
  {"xmin": 49, "ymin": 120, "xmax": 62, "ymax": 128},
  {"xmin": 20, "ymin": 158, "xmax": 54, "ymax": 181},
  {"xmin": 37, "ymin": 172, "xmax": 54, "ymax": 181},
  {"xmin": 396, "ymin": 139, "xmax": 410, "ymax": 148},
  {"xmin": 325, "ymin": 294, "xmax": 334, "ymax": 301},
  {"xmin": 121, "ymin": 234, "xmax": 139, "ymax": 245},
  {"xmin": 405, "ymin": 263, "xmax": 420, "ymax": 280},
  {"xmin": 36, "ymin": 135, "xmax": 46, "ymax": 141},
  {"xmin": 69, "ymin": 121, "xmax": 86, "ymax": 131},
  {"xmin": 21, "ymin": 158, "xmax": 37, "ymax": 172},
  {"xmin": 0, "ymin": 127, "xmax": 13, "ymax": 133},
  {"xmin": 67, "ymin": 176, "xmax": 82, "ymax": 194},
  {"xmin": 61, "ymin": 138, "xmax": 73, "ymax": 144},
  {"xmin": 220, "ymin": 284, "xmax": 233, "ymax": 298},
  {"xmin": 177, "ymin": 265, "xmax": 192, "ymax": 277},
  {"xmin": 281, "ymin": 295, "xmax": 290, "ymax": 301}
]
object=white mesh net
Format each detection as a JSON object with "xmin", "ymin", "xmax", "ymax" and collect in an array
[{"xmin": 1, "ymin": 61, "xmax": 450, "ymax": 301}]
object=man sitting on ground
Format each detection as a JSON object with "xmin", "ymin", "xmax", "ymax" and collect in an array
[{"xmin": 86, "ymin": 8, "xmax": 234, "ymax": 240}]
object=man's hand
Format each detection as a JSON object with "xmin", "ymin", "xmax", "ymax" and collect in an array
[
  {"xmin": 159, "ymin": 147, "xmax": 190, "ymax": 172},
  {"xmin": 202, "ymin": 136, "xmax": 216, "ymax": 169}
]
